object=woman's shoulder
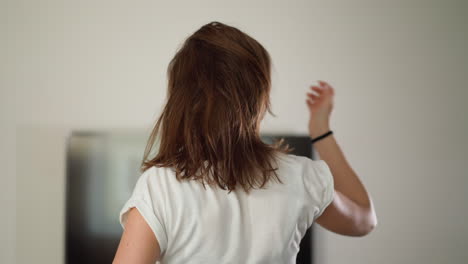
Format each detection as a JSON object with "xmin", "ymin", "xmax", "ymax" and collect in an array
[
  {"xmin": 276, "ymin": 152, "xmax": 312, "ymax": 166},
  {"xmin": 275, "ymin": 153, "xmax": 328, "ymax": 179},
  {"xmin": 135, "ymin": 165, "xmax": 177, "ymax": 188}
]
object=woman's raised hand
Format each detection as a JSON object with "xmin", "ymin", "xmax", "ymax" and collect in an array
[{"xmin": 306, "ymin": 80, "xmax": 335, "ymax": 138}]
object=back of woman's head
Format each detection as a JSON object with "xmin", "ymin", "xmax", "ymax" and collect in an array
[{"xmin": 141, "ymin": 21, "xmax": 292, "ymax": 193}]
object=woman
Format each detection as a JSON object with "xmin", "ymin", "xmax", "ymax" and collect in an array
[{"xmin": 113, "ymin": 21, "xmax": 377, "ymax": 264}]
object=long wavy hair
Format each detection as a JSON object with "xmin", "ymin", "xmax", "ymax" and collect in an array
[{"xmin": 141, "ymin": 21, "xmax": 293, "ymax": 193}]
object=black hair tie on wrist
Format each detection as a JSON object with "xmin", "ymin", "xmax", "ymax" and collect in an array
[{"xmin": 310, "ymin": 130, "xmax": 333, "ymax": 144}]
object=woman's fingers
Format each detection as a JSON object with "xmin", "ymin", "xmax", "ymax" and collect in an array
[
  {"xmin": 318, "ymin": 80, "xmax": 332, "ymax": 90},
  {"xmin": 309, "ymin": 80, "xmax": 334, "ymax": 104},
  {"xmin": 310, "ymin": 85, "xmax": 323, "ymax": 94},
  {"xmin": 307, "ymin": 92, "xmax": 318, "ymax": 100},
  {"xmin": 318, "ymin": 80, "xmax": 328, "ymax": 88},
  {"xmin": 318, "ymin": 80, "xmax": 335, "ymax": 95}
]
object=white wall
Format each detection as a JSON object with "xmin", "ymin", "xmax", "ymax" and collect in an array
[{"xmin": 2, "ymin": 0, "xmax": 467, "ymax": 263}]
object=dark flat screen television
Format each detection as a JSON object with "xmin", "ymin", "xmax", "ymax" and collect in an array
[{"xmin": 65, "ymin": 130, "xmax": 319, "ymax": 264}]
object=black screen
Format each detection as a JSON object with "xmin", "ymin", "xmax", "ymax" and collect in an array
[{"xmin": 65, "ymin": 131, "xmax": 318, "ymax": 264}]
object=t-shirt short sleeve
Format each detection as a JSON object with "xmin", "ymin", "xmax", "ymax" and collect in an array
[
  {"xmin": 119, "ymin": 167, "xmax": 168, "ymax": 255},
  {"xmin": 302, "ymin": 158, "xmax": 335, "ymax": 225}
]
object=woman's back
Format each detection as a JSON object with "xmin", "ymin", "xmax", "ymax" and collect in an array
[
  {"xmin": 113, "ymin": 21, "xmax": 377, "ymax": 264},
  {"xmin": 119, "ymin": 153, "xmax": 334, "ymax": 264}
]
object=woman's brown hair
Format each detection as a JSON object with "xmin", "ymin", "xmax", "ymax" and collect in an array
[{"xmin": 141, "ymin": 21, "xmax": 293, "ymax": 193}]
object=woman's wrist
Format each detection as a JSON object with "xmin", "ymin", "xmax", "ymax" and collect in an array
[{"xmin": 309, "ymin": 124, "xmax": 331, "ymax": 139}]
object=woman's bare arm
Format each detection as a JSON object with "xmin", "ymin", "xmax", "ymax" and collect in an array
[
  {"xmin": 113, "ymin": 207, "xmax": 161, "ymax": 264},
  {"xmin": 311, "ymin": 126, "xmax": 378, "ymax": 236},
  {"xmin": 306, "ymin": 80, "xmax": 378, "ymax": 236}
]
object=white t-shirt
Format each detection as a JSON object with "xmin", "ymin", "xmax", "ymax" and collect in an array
[{"xmin": 119, "ymin": 153, "xmax": 335, "ymax": 264}]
